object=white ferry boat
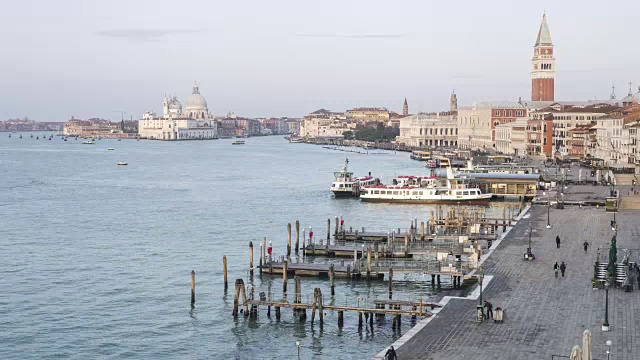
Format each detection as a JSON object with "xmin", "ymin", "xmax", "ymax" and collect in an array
[
  {"xmin": 330, "ymin": 158, "xmax": 377, "ymax": 198},
  {"xmin": 360, "ymin": 167, "xmax": 492, "ymax": 204}
]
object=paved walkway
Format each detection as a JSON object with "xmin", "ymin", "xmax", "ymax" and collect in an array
[{"xmin": 389, "ymin": 205, "xmax": 640, "ymax": 360}]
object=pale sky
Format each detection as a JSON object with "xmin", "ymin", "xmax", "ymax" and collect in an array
[{"xmin": 1, "ymin": 0, "xmax": 639, "ymax": 121}]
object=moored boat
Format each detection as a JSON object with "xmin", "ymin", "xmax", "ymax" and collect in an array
[
  {"xmin": 117, "ymin": 162, "xmax": 128, "ymax": 166},
  {"xmin": 330, "ymin": 158, "xmax": 378, "ymax": 198},
  {"xmin": 360, "ymin": 166, "xmax": 492, "ymax": 204},
  {"xmin": 232, "ymin": 140, "xmax": 245, "ymax": 145},
  {"xmin": 82, "ymin": 140, "xmax": 95, "ymax": 144}
]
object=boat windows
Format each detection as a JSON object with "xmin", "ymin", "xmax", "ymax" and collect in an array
[
  {"xmin": 463, "ymin": 191, "xmax": 469, "ymax": 195},
  {"xmin": 374, "ymin": 190, "xmax": 380, "ymax": 194},
  {"xmin": 393, "ymin": 191, "xmax": 399, "ymax": 195}
]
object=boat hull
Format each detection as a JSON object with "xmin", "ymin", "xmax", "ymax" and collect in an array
[
  {"xmin": 332, "ymin": 190, "xmax": 357, "ymax": 198},
  {"xmin": 360, "ymin": 196, "xmax": 492, "ymax": 205}
]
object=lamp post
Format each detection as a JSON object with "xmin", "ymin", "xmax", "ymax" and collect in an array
[
  {"xmin": 602, "ymin": 279, "xmax": 610, "ymax": 331},
  {"xmin": 546, "ymin": 197, "xmax": 551, "ymax": 229},
  {"xmin": 606, "ymin": 340, "xmax": 612, "ymax": 360},
  {"xmin": 476, "ymin": 266, "xmax": 484, "ymax": 322}
]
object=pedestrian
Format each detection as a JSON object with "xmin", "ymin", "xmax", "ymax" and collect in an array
[
  {"xmin": 583, "ymin": 241, "xmax": 589, "ymax": 252},
  {"xmin": 560, "ymin": 261, "xmax": 566, "ymax": 277},
  {"xmin": 556, "ymin": 236, "xmax": 561, "ymax": 249},
  {"xmin": 385, "ymin": 346, "xmax": 398, "ymax": 360},
  {"xmin": 484, "ymin": 301, "xmax": 493, "ymax": 320},
  {"xmin": 554, "ymin": 262, "xmax": 559, "ymax": 277}
]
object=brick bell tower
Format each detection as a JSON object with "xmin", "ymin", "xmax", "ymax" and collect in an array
[{"xmin": 531, "ymin": 13, "xmax": 555, "ymax": 101}]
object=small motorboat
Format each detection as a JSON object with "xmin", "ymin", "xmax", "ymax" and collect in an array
[
  {"xmin": 232, "ymin": 140, "xmax": 245, "ymax": 145},
  {"xmin": 64, "ymin": 138, "xmax": 68, "ymax": 141},
  {"xmin": 36, "ymin": 136, "xmax": 39, "ymax": 139},
  {"xmin": 82, "ymin": 140, "xmax": 95, "ymax": 144},
  {"xmin": 117, "ymin": 162, "xmax": 128, "ymax": 166},
  {"xmin": 117, "ymin": 139, "xmax": 122, "ymax": 142},
  {"xmin": 107, "ymin": 148, "xmax": 114, "ymax": 151}
]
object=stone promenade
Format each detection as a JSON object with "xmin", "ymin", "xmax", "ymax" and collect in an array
[{"xmin": 392, "ymin": 205, "xmax": 640, "ymax": 360}]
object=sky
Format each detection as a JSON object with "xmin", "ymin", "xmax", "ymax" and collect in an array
[{"xmin": 0, "ymin": 0, "xmax": 639, "ymax": 121}]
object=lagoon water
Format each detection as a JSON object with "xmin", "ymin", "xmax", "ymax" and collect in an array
[{"xmin": 0, "ymin": 135, "xmax": 506, "ymax": 359}]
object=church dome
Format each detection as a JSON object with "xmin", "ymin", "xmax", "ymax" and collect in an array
[
  {"xmin": 184, "ymin": 82, "xmax": 208, "ymax": 110},
  {"xmin": 168, "ymin": 99, "xmax": 182, "ymax": 110},
  {"xmin": 632, "ymin": 86, "xmax": 640, "ymax": 104}
]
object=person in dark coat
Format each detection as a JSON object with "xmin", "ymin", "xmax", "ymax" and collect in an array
[
  {"xmin": 554, "ymin": 262, "xmax": 559, "ymax": 277},
  {"xmin": 385, "ymin": 346, "xmax": 398, "ymax": 360},
  {"xmin": 583, "ymin": 241, "xmax": 589, "ymax": 253},
  {"xmin": 560, "ymin": 261, "xmax": 566, "ymax": 277},
  {"xmin": 484, "ymin": 301, "xmax": 493, "ymax": 320},
  {"xmin": 556, "ymin": 236, "xmax": 561, "ymax": 249}
]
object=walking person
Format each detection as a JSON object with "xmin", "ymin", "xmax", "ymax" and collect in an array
[
  {"xmin": 484, "ymin": 301, "xmax": 493, "ymax": 320},
  {"xmin": 560, "ymin": 261, "xmax": 566, "ymax": 277},
  {"xmin": 554, "ymin": 262, "xmax": 559, "ymax": 277},
  {"xmin": 385, "ymin": 346, "xmax": 398, "ymax": 360},
  {"xmin": 583, "ymin": 241, "xmax": 589, "ymax": 253},
  {"xmin": 556, "ymin": 236, "xmax": 561, "ymax": 249}
]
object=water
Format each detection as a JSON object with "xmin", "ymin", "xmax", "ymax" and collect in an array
[{"xmin": 0, "ymin": 135, "xmax": 509, "ymax": 359}]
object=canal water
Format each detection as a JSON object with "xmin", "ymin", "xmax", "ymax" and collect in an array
[{"xmin": 0, "ymin": 135, "xmax": 512, "ymax": 359}]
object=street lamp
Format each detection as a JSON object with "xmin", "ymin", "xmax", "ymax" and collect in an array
[
  {"xmin": 546, "ymin": 197, "xmax": 551, "ymax": 229},
  {"xmin": 602, "ymin": 279, "xmax": 610, "ymax": 331},
  {"xmin": 476, "ymin": 266, "xmax": 485, "ymax": 322},
  {"xmin": 606, "ymin": 340, "xmax": 612, "ymax": 360}
]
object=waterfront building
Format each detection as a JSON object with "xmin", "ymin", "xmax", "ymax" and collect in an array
[
  {"xmin": 495, "ymin": 119, "xmax": 528, "ymax": 157},
  {"xmin": 526, "ymin": 113, "xmax": 553, "ymax": 158},
  {"xmin": 457, "ymin": 102, "xmax": 529, "ymax": 150},
  {"xmin": 566, "ymin": 124, "xmax": 596, "ymax": 159},
  {"xmin": 138, "ymin": 82, "xmax": 218, "ymax": 140},
  {"xmin": 396, "ymin": 112, "xmax": 458, "ymax": 148},
  {"xmin": 345, "ymin": 107, "xmax": 390, "ymax": 123},
  {"xmin": 285, "ymin": 119, "xmax": 301, "ymax": 135},
  {"xmin": 300, "ymin": 109, "xmax": 353, "ymax": 138},
  {"xmin": 1, "ymin": 118, "xmax": 64, "ymax": 132},
  {"xmin": 592, "ymin": 105, "xmax": 640, "ymax": 168},
  {"xmin": 531, "ymin": 13, "xmax": 555, "ymax": 102},
  {"xmin": 529, "ymin": 103, "xmax": 617, "ymax": 156},
  {"xmin": 64, "ymin": 117, "xmax": 127, "ymax": 137}
]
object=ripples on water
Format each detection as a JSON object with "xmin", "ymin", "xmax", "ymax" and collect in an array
[{"xmin": 0, "ymin": 135, "xmax": 514, "ymax": 359}]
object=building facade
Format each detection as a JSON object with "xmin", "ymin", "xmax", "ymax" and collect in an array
[
  {"xmin": 531, "ymin": 13, "xmax": 555, "ymax": 102},
  {"xmin": 495, "ymin": 119, "xmax": 528, "ymax": 156},
  {"xmin": 457, "ymin": 102, "xmax": 529, "ymax": 150},
  {"xmin": 396, "ymin": 112, "xmax": 458, "ymax": 148},
  {"xmin": 345, "ymin": 107, "xmax": 390, "ymax": 123},
  {"xmin": 526, "ymin": 113, "xmax": 553, "ymax": 158},
  {"xmin": 64, "ymin": 118, "xmax": 125, "ymax": 136},
  {"xmin": 138, "ymin": 82, "xmax": 218, "ymax": 140}
]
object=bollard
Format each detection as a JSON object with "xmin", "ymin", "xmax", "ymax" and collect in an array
[
  {"xmin": 287, "ymin": 223, "xmax": 292, "ymax": 257},
  {"xmin": 223, "ymin": 256, "xmax": 228, "ymax": 289},
  {"xmin": 191, "ymin": 270, "xmax": 196, "ymax": 306}
]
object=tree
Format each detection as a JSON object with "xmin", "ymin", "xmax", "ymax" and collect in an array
[
  {"xmin": 343, "ymin": 130, "xmax": 354, "ymax": 140},
  {"xmin": 608, "ymin": 235, "xmax": 617, "ymax": 278}
]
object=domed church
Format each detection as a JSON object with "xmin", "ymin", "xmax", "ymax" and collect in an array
[{"xmin": 139, "ymin": 81, "xmax": 218, "ymax": 141}]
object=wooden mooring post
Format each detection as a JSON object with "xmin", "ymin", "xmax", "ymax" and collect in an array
[
  {"xmin": 327, "ymin": 218, "xmax": 331, "ymax": 242},
  {"xmin": 287, "ymin": 223, "xmax": 292, "ymax": 257},
  {"xmin": 329, "ymin": 264, "xmax": 335, "ymax": 296},
  {"xmin": 232, "ymin": 278, "xmax": 248, "ymax": 317},
  {"xmin": 223, "ymin": 256, "xmax": 228, "ymax": 289},
  {"xmin": 420, "ymin": 221, "xmax": 425, "ymax": 240},
  {"xmin": 339, "ymin": 311, "xmax": 345, "ymax": 328},
  {"xmin": 282, "ymin": 260, "xmax": 288, "ymax": 295},
  {"xmin": 191, "ymin": 270, "xmax": 196, "ymax": 306},
  {"xmin": 388, "ymin": 268, "xmax": 393, "ymax": 299},
  {"xmin": 295, "ymin": 220, "xmax": 300, "ymax": 255},
  {"xmin": 249, "ymin": 241, "xmax": 254, "ymax": 277}
]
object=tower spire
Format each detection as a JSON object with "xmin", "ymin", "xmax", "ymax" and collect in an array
[
  {"xmin": 610, "ymin": 84, "xmax": 616, "ymax": 100},
  {"xmin": 402, "ymin": 97, "xmax": 409, "ymax": 115},
  {"xmin": 535, "ymin": 12, "xmax": 553, "ymax": 46}
]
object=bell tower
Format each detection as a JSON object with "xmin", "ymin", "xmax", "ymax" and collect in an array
[
  {"xmin": 531, "ymin": 13, "xmax": 555, "ymax": 101},
  {"xmin": 402, "ymin": 97, "xmax": 408, "ymax": 115}
]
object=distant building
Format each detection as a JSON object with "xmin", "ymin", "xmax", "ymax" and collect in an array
[
  {"xmin": 64, "ymin": 117, "xmax": 126, "ymax": 137},
  {"xmin": 396, "ymin": 112, "xmax": 458, "ymax": 148},
  {"xmin": 526, "ymin": 112, "xmax": 553, "ymax": 158},
  {"xmin": 286, "ymin": 119, "xmax": 301, "ymax": 135},
  {"xmin": 495, "ymin": 119, "xmax": 528, "ymax": 156},
  {"xmin": 138, "ymin": 82, "xmax": 217, "ymax": 140},
  {"xmin": 566, "ymin": 124, "xmax": 596, "ymax": 159},
  {"xmin": 346, "ymin": 107, "xmax": 390, "ymax": 123},
  {"xmin": 457, "ymin": 102, "xmax": 530, "ymax": 150},
  {"xmin": 300, "ymin": 109, "xmax": 353, "ymax": 138},
  {"xmin": 532, "ymin": 13, "xmax": 555, "ymax": 102},
  {"xmin": 402, "ymin": 98, "xmax": 409, "ymax": 116},
  {"xmin": 0, "ymin": 118, "xmax": 64, "ymax": 132}
]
